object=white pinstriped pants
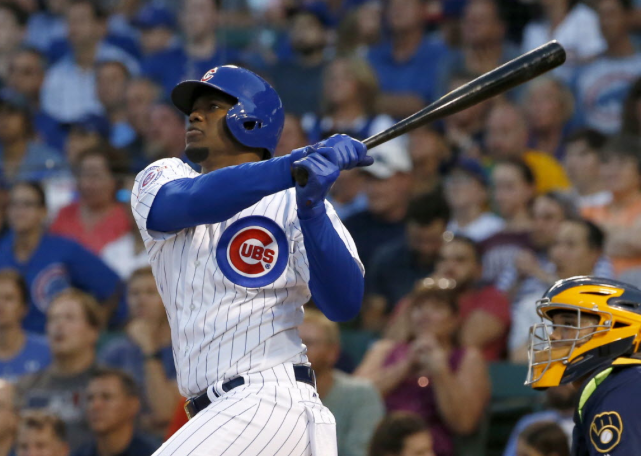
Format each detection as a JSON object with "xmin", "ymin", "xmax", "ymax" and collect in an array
[{"xmin": 153, "ymin": 363, "xmax": 337, "ymax": 456}]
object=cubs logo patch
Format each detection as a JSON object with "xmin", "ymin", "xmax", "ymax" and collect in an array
[
  {"xmin": 217, "ymin": 216, "xmax": 288, "ymax": 287},
  {"xmin": 590, "ymin": 411, "xmax": 623, "ymax": 453},
  {"xmin": 141, "ymin": 166, "xmax": 163, "ymax": 189},
  {"xmin": 201, "ymin": 68, "xmax": 216, "ymax": 82}
]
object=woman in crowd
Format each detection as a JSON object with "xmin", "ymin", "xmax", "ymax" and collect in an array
[
  {"xmin": 99, "ymin": 266, "xmax": 179, "ymax": 437},
  {"xmin": 302, "ymin": 56, "xmax": 406, "ymax": 219},
  {"xmin": 0, "ymin": 181, "xmax": 120, "ymax": 333},
  {"xmin": 356, "ymin": 279, "xmax": 490, "ymax": 456},
  {"xmin": 50, "ymin": 146, "xmax": 130, "ymax": 254}
]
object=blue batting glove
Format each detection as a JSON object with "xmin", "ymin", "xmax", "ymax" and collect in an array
[
  {"xmin": 293, "ymin": 154, "xmax": 340, "ymax": 219},
  {"xmin": 312, "ymin": 134, "xmax": 372, "ymax": 170}
]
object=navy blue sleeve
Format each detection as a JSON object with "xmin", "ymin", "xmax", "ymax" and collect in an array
[
  {"xmin": 299, "ymin": 208, "xmax": 364, "ymax": 322},
  {"xmin": 147, "ymin": 155, "xmax": 294, "ymax": 232}
]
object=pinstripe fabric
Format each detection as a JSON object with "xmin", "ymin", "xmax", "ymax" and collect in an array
[{"xmin": 153, "ymin": 364, "xmax": 336, "ymax": 456}]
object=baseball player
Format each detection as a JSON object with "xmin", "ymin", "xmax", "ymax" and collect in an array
[
  {"xmin": 526, "ymin": 276, "xmax": 641, "ymax": 455},
  {"xmin": 131, "ymin": 65, "xmax": 372, "ymax": 455}
]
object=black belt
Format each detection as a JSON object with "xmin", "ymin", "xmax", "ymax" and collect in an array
[{"xmin": 184, "ymin": 365, "xmax": 316, "ymax": 420}]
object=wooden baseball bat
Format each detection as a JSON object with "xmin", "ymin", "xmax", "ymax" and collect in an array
[{"xmin": 293, "ymin": 40, "xmax": 566, "ymax": 186}]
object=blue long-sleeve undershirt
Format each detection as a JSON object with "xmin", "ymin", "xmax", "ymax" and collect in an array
[
  {"xmin": 146, "ymin": 156, "xmax": 364, "ymax": 321},
  {"xmin": 299, "ymin": 208, "xmax": 364, "ymax": 322}
]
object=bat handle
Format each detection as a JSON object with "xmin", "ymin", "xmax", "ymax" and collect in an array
[{"xmin": 293, "ymin": 167, "xmax": 309, "ymax": 187}]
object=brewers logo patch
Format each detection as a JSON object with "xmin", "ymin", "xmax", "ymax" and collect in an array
[
  {"xmin": 590, "ymin": 411, "xmax": 623, "ymax": 453},
  {"xmin": 217, "ymin": 216, "xmax": 288, "ymax": 287}
]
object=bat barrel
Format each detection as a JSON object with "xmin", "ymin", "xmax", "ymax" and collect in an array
[{"xmin": 363, "ymin": 40, "xmax": 566, "ymax": 150}]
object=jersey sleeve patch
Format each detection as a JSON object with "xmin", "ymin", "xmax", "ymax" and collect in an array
[{"xmin": 590, "ymin": 411, "xmax": 623, "ymax": 453}]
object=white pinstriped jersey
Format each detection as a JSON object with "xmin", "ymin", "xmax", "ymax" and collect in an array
[{"xmin": 131, "ymin": 158, "xmax": 363, "ymax": 397}]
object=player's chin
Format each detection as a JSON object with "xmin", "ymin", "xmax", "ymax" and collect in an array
[{"xmin": 185, "ymin": 145, "xmax": 210, "ymax": 163}]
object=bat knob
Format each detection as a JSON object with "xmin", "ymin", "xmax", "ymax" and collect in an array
[{"xmin": 293, "ymin": 168, "xmax": 309, "ymax": 187}]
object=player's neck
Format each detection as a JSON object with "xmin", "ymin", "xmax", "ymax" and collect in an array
[
  {"xmin": 0, "ymin": 324, "xmax": 25, "ymax": 359},
  {"xmin": 200, "ymin": 151, "xmax": 263, "ymax": 174},
  {"xmin": 96, "ymin": 423, "xmax": 135, "ymax": 456}
]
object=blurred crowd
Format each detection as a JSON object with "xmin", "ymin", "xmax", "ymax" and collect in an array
[{"xmin": 0, "ymin": 0, "xmax": 641, "ymax": 455}]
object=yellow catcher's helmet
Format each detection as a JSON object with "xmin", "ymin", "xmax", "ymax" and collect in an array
[{"xmin": 526, "ymin": 276, "xmax": 641, "ymax": 389}]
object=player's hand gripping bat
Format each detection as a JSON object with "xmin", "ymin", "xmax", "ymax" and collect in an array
[{"xmin": 293, "ymin": 40, "xmax": 566, "ymax": 187}]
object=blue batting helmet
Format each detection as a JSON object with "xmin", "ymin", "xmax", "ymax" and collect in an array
[{"xmin": 171, "ymin": 65, "xmax": 285, "ymax": 158}]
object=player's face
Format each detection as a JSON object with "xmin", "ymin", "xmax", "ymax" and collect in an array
[
  {"xmin": 15, "ymin": 427, "xmax": 69, "ymax": 456},
  {"xmin": 7, "ymin": 184, "xmax": 46, "ymax": 234},
  {"xmin": 86, "ymin": 376, "xmax": 139, "ymax": 434},
  {"xmin": 185, "ymin": 91, "xmax": 237, "ymax": 160},
  {"xmin": 436, "ymin": 241, "xmax": 480, "ymax": 286},
  {"xmin": 127, "ymin": 274, "xmax": 164, "ymax": 321},
  {"xmin": 46, "ymin": 297, "xmax": 98, "ymax": 357},
  {"xmin": 0, "ymin": 277, "xmax": 27, "ymax": 327},
  {"xmin": 548, "ymin": 311, "xmax": 601, "ymax": 347},
  {"xmin": 400, "ymin": 431, "xmax": 435, "ymax": 456}
]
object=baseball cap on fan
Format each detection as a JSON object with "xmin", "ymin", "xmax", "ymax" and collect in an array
[{"xmin": 361, "ymin": 147, "xmax": 413, "ymax": 179}]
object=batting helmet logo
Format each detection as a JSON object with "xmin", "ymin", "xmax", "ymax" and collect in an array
[
  {"xmin": 217, "ymin": 216, "xmax": 288, "ymax": 287},
  {"xmin": 201, "ymin": 69, "xmax": 216, "ymax": 82}
]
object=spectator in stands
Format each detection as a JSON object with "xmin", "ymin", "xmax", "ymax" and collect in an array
[
  {"xmin": 99, "ymin": 267, "xmax": 178, "ymax": 436},
  {"xmin": 367, "ymin": 0, "xmax": 446, "ymax": 118},
  {"xmin": 96, "ymin": 61, "xmax": 135, "ymax": 149},
  {"xmin": 0, "ymin": 269, "xmax": 51, "ymax": 381},
  {"xmin": 522, "ymin": 78, "xmax": 574, "ymax": 158},
  {"xmin": 497, "ymin": 192, "xmax": 580, "ymax": 303},
  {"xmin": 25, "ymin": 0, "xmax": 69, "ymax": 53},
  {"xmin": 0, "ymin": 182, "xmax": 121, "ymax": 333},
  {"xmin": 5, "ymin": 48, "xmax": 66, "ymax": 152},
  {"xmin": 513, "ymin": 421, "xmax": 570, "ymax": 456},
  {"xmin": 368, "ymin": 412, "xmax": 435, "ymax": 456},
  {"xmin": 0, "ymin": 4, "xmax": 28, "ymax": 82},
  {"xmin": 583, "ymin": 135, "xmax": 641, "ymax": 275},
  {"xmin": 275, "ymin": 114, "xmax": 307, "ymax": 158},
  {"xmin": 408, "ymin": 126, "xmax": 450, "ymax": 197},
  {"xmin": 131, "ymin": 5, "xmax": 176, "ymax": 57},
  {"xmin": 73, "ymin": 368, "xmax": 160, "ymax": 456},
  {"xmin": 445, "ymin": 159, "xmax": 504, "ymax": 242},
  {"xmin": 299, "ymin": 309, "xmax": 384, "ymax": 456},
  {"xmin": 437, "ymin": 0, "xmax": 519, "ymax": 96},
  {"xmin": 0, "ymin": 380, "xmax": 18, "ymax": 456},
  {"xmin": 142, "ymin": 0, "xmax": 238, "ymax": 97},
  {"xmin": 356, "ymin": 280, "xmax": 490, "ymax": 456},
  {"xmin": 509, "ymin": 218, "xmax": 610, "ymax": 361},
  {"xmin": 344, "ymin": 145, "xmax": 413, "ymax": 271},
  {"xmin": 269, "ymin": 8, "xmax": 330, "ymax": 116},
  {"xmin": 435, "ymin": 235, "xmax": 511, "ymax": 361},
  {"xmin": 622, "ymin": 76, "xmax": 641, "ymax": 136},
  {"xmin": 574, "ymin": 0, "xmax": 641, "ymax": 134},
  {"xmin": 0, "ymin": 179, "xmax": 7, "ymax": 239},
  {"xmin": 123, "ymin": 78, "xmax": 161, "ymax": 172},
  {"xmin": 443, "ymin": 73, "xmax": 491, "ymax": 161},
  {"xmin": 563, "ymin": 129, "xmax": 612, "ymax": 209},
  {"xmin": 521, "ymin": 0, "xmax": 605, "ymax": 71},
  {"xmin": 503, "ymin": 385, "xmax": 576, "ymax": 456},
  {"xmin": 142, "ymin": 102, "xmax": 187, "ymax": 162},
  {"xmin": 0, "ymin": 94, "xmax": 66, "ymax": 185},
  {"xmin": 18, "ymin": 289, "xmax": 102, "ymax": 450},
  {"xmin": 50, "ymin": 147, "xmax": 130, "ymax": 254},
  {"xmin": 40, "ymin": 0, "xmax": 139, "ymax": 123},
  {"xmin": 15, "ymin": 410, "xmax": 69, "ymax": 456},
  {"xmin": 364, "ymin": 192, "xmax": 448, "ymax": 332},
  {"xmin": 336, "ymin": 0, "xmax": 382, "ymax": 57},
  {"xmin": 64, "ymin": 115, "xmax": 111, "ymax": 167},
  {"xmin": 481, "ymin": 159, "xmax": 535, "ymax": 285},
  {"xmin": 485, "ymin": 102, "xmax": 570, "ymax": 194}
]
